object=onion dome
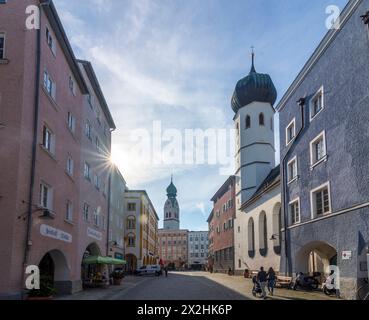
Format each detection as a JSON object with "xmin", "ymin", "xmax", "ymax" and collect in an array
[
  {"xmin": 231, "ymin": 52, "xmax": 277, "ymax": 113},
  {"xmin": 166, "ymin": 176, "xmax": 177, "ymax": 198}
]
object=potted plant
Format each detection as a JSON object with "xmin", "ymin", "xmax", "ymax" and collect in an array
[
  {"xmin": 111, "ymin": 270, "xmax": 125, "ymax": 286},
  {"xmin": 27, "ymin": 276, "xmax": 56, "ymax": 300}
]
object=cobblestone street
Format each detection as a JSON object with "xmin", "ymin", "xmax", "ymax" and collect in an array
[{"xmin": 56, "ymin": 272, "xmax": 339, "ymax": 300}]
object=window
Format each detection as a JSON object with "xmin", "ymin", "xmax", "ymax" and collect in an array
[
  {"xmin": 245, "ymin": 115, "xmax": 251, "ymax": 129},
  {"xmin": 68, "ymin": 76, "xmax": 76, "ymax": 96},
  {"xmin": 85, "ymin": 120, "xmax": 91, "ymax": 139},
  {"xmin": 0, "ymin": 33, "xmax": 5, "ymax": 59},
  {"xmin": 83, "ymin": 203, "xmax": 89, "ymax": 221},
  {"xmin": 310, "ymin": 131, "xmax": 327, "ymax": 167},
  {"xmin": 286, "ymin": 118, "xmax": 296, "ymax": 145},
  {"xmin": 270, "ymin": 117, "xmax": 274, "ymax": 131},
  {"xmin": 127, "ymin": 234, "xmax": 135, "ymax": 247},
  {"xmin": 43, "ymin": 70, "xmax": 56, "ymax": 100},
  {"xmin": 248, "ymin": 218, "xmax": 255, "ymax": 256},
  {"xmin": 94, "ymin": 175, "xmax": 100, "ymax": 190},
  {"xmin": 66, "ymin": 201, "xmax": 73, "ymax": 221},
  {"xmin": 84, "ymin": 162, "xmax": 91, "ymax": 180},
  {"xmin": 289, "ymin": 198, "xmax": 300, "ymax": 225},
  {"xmin": 45, "ymin": 27, "xmax": 56, "ymax": 55},
  {"xmin": 96, "ymin": 108, "xmax": 101, "ymax": 124},
  {"xmin": 39, "ymin": 183, "xmax": 52, "ymax": 210},
  {"xmin": 259, "ymin": 113, "xmax": 265, "ymax": 126},
  {"xmin": 42, "ymin": 125, "xmax": 54, "ymax": 154},
  {"xmin": 310, "ymin": 87, "xmax": 324, "ymax": 120},
  {"xmin": 67, "ymin": 112, "xmax": 76, "ymax": 133},
  {"xmin": 127, "ymin": 217, "xmax": 136, "ymax": 229},
  {"xmin": 93, "ymin": 210, "xmax": 99, "ymax": 227},
  {"xmin": 311, "ymin": 182, "xmax": 331, "ymax": 218},
  {"xmin": 127, "ymin": 203, "xmax": 136, "ymax": 211},
  {"xmin": 287, "ymin": 156, "xmax": 298, "ymax": 183},
  {"xmin": 66, "ymin": 156, "xmax": 74, "ymax": 176},
  {"xmin": 95, "ymin": 137, "xmax": 101, "ymax": 153}
]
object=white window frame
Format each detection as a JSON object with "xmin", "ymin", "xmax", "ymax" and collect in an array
[
  {"xmin": 67, "ymin": 112, "xmax": 76, "ymax": 133},
  {"xmin": 287, "ymin": 156, "xmax": 298, "ymax": 184},
  {"xmin": 309, "ymin": 86, "xmax": 324, "ymax": 121},
  {"xmin": 68, "ymin": 75, "xmax": 76, "ymax": 96},
  {"xmin": 289, "ymin": 197, "xmax": 300, "ymax": 225},
  {"xmin": 310, "ymin": 130, "xmax": 327, "ymax": 169},
  {"xmin": 42, "ymin": 125, "xmax": 55, "ymax": 154},
  {"xmin": 83, "ymin": 203, "xmax": 89, "ymax": 222},
  {"xmin": 45, "ymin": 26, "xmax": 56, "ymax": 56},
  {"xmin": 66, "ymin": 201, "xmax": 73, "ymax": 222},
  {"xmin": 84, "ymin": 162, "xmax": 91, "ymax": 180},
  {"xmin": 43, "ymin": 70, "xmax": 56, "ymax": 100},
  {"xmin": 39, "ymin": 182, "xmax": 53, "ymax": 210},
  {"xmin": 285, "ymin": 118, "xmax": 296, "ymax": 146},
  {"xmin": 310, "ymin": 181, "xmax": 332, "ymax": 219},
  {"xmin": 0, "ymin": 32, "xmax": 6, "ymax": 60},
  {"xmin": 66, "ymin": 156, "xmax": 74, "ymax": 176}
]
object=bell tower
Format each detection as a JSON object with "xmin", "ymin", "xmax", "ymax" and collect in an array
[
  {"xmin": 163, "ymin": 176, "xmax": 180, "ymax": 230},
  {"xmin": 231, "ymin": 52, "xmax": 277, "ymax": 208}
]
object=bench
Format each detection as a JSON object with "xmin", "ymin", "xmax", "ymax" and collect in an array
[{"xmin": 276, "ymin": 276, "xmax": 293, "ymax": 289}]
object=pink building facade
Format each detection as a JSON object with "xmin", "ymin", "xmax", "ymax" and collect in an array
[{"xmin": 0, "ymin": 1, "xmax": 114, "ymax": 298}]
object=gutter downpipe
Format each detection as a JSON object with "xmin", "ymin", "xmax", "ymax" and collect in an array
[
  {"xmin": 281, "ymin": 97, "xmax": 306, "ymax": 277},
  {"xmin": 22, "ymin": 1, "xmax": 50, "ymax": 299}
]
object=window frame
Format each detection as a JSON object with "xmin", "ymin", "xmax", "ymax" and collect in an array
[
  {"xmin": 310, "ymin": 181, "xmax": 332, "ymax": 219},
  {"xmin": 309, "ymin": 130, "xmax": 327, "ymax": 169},
  {"xmin": 285, "ymin": 118, "xmax": 296, "ymax": 146},
  {"xmin": 39, "ymin": 182, "xmax": 53, "ymax": 210},
  {"xmin": 289, "ymin": 197, "xmax": 301, "ymax": 225},
  {"xmin": 0, "ymin": 32, "xmax": 5, "ymax": 60},
  {"xmin": 287, "ymin": 156, "xmax": 298, "ymax": 184},
  {"xmin": 309, "ymin": 86, "xmax": 324, "ymax": 121},
  {"xmin": 66, "ymin": 155, "xmax": 74, "ymax": 177},
  {"xmin": 65, "ymin": 201, "xmax": 73, "ymax": 222}
]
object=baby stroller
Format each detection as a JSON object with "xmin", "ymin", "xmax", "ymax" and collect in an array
[{"xmin": 252, "ymin": 276, "xmax": 263, "ymax": 297}]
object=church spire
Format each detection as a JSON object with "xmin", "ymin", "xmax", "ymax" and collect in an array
[{"xmin": 250, "ymin": 46, "xmax": 256, "ymax": 74}]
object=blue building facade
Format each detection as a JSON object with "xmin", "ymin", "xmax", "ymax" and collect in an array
[{"xmin": 277, "ymin": 0, "xmax": 369, "ymax": 299}]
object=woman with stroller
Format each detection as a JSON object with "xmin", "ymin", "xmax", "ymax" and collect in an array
[{"xmin": 267, "ymin": 267, "xmax": 276, "ymax": 296}]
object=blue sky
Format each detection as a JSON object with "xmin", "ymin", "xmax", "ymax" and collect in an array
[{"xmin": 54, "ymin": 0, "xmax": 347, "ymax": 231}]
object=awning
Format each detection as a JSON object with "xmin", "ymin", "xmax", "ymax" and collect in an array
[{"xmin": 82, "ymin": 256, "xmax": 127, "ymax": 265}]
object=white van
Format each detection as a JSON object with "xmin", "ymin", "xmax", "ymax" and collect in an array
[{"xmin": 135, "ymin": 265, "xmax": 162, "ymax": 276}]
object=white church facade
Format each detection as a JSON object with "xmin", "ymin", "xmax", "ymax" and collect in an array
[{"xmin": 231, "ymin": 54, "xmax": 282, "ymax": 274}]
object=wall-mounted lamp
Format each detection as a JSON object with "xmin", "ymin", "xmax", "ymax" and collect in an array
[{"xmin": 361, "ymin": 11, "xmax": 369, "ymax": 25}]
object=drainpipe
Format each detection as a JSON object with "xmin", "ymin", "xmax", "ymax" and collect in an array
[{"xmin": 281, "ymin": 97, "xmax": 306, "ymax": 276}]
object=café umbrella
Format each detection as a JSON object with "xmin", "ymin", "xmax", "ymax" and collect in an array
[{"xmin": 82, "ymin": 255, "xmax": 126, "ymax": 265}]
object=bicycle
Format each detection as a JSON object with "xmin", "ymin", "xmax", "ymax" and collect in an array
[{"xmin": 357, "ymin": 278, "xmax": 369, "ymax": 300}]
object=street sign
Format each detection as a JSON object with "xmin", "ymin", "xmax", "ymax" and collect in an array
[{"xmin": 342, "ymin": 251, "xmax": 352, "ymax": 260}]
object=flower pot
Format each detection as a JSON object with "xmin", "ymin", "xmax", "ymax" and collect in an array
[{"xmin": 113, "ymin": 278, "xmax": 122, "ymax": 286}]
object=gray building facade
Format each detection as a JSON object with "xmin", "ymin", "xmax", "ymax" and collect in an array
[{"xmin": 277, "ymin": 0, "xmax": 369, "ymax": 299}]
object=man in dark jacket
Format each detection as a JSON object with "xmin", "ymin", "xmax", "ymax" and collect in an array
[{"xmin": 257, "ymin": 267, "xmax": 267, "ymax": 299}]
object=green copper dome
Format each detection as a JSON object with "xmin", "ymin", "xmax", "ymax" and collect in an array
[
  {"xmin": 231, "ymin": 54, "xmax": 277, "ymax": 113},
  {"xmin": 166, "ymin": 176, "xmax": 177, "ymax": 198}
]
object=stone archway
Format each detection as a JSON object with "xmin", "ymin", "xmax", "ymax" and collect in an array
[
  {"xmin": 125, "ymin": 254, "xmax": 137, "ymax": 273},
  {"xmin": 38, "ymin": 249, "xmax": 70, "ymax": 295},
  {"xmin": 295, "ymin": 241, "xmax": 337, "ymax": 275},
  {"xmin": 81, "ymin": 243, "xmax": 103, "ymax": 286}
]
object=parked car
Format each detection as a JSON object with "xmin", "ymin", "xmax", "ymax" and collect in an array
[{"xmin": 135, "ymin": 265, "xmax": 162, "ymax": 276}]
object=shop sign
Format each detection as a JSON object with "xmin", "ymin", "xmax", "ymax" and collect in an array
[
  {"xmin": 40, "ymin": 224, "xmax": 72, "ymax": 243},
  {"xmin": 115, "ymin": 253, "xmax": 124, "ymax": 260},
  {"xmin": 342, "ymin": 251, "xmax": 352, "ymax": 260},
  {"xmin": 87, "ymin": 227, "xmax": 102, "ymax": 241}
]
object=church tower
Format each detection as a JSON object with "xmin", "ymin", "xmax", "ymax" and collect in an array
[
  {"xmin": 231, "ymin": 52, "xmax": 277, "ymax": 208},
  {"xmin": 163, "ymin": 176, "xmax": 180, "ymax": 230}
]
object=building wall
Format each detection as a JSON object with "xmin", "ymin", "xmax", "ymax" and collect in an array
[
  {"xmin": 278, "ymin": 0, "xmax": 369, "ymax": 299},
  {"xmin": 158, "ymin": 229, "xmax": 188, "ymax": 268},
  {"xmin": 209, "ymin": 177, "xmax": 236, "ymax": 272},
  {"xmin": 234, "ymin": 186, "xmax": 281, "ymax": 273},
  {"xmin": 188, "ymin": 231, "xmax": 209, "ymax": 267}
]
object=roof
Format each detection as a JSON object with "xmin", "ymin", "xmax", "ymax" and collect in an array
[
  {"xmin": 211, "ymin": 176, "xmax": 235, "ymax": 202},
  {"xmin": 240, "ymin": 165, "xmax": 280, "ymax": 210},
  {"xmin": 125, "ymin": 190, "xmax": 159, "ymax": 221},
  {"xmin": 78, "ymin": 60, "xmax": 116, "ymax": 129},
  {"xmin": 41, "ymin": 1, "xmax": 88, "ymax": 94},
  {"xmin": 206, "ymin": 209, "xmax": 214, "ymax": 223},
  {"xmin": 276, "ymin": 0, "xmax": 362, "ymax": 111}
]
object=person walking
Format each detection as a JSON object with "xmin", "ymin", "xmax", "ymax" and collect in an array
[
  {"xmin": 164, "ymin": 266, "xmax": 168, "ymax": 278},
  {"xmin": 257, "ymin": 267, "xmax": 268, "ymax": 299},
  {"xmin": 267, "ymin": 267, "xmax": 276, "ymax": 296}
]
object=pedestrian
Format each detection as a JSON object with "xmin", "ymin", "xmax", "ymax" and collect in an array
[
  {"xmin": 267, "ymin": 267, "xmax": 276, "ymax": 296},
  {"xmin": 164, "ymin": 266, "xmax": 168, "ymax": 278},
  {"xmin": 257, "ymin": 267, "xmax": 268, "ymax": 299}
]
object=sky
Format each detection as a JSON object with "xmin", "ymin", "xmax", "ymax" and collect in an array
[{"xmin": 53, "ymin": 0, "xmax": 347, "ymax": 231}]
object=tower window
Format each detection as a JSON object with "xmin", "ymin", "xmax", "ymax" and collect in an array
[
  {"xmin": 259, "ymin": 113, "xmax": 265, "ymax": 126},
  {"xmin": 245, "ymin": 115, "xmax": 251, "ymax": 129}
]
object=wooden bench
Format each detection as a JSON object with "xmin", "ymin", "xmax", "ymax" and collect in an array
[{"xmin": 276, "ymin": 275, "xmax": 293, "ymax": 289}]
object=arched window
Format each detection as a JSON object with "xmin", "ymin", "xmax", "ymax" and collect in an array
[
  {"xmin": 270, "ymin": 117, "xmax": 274, "ymax": 131},
  {"xmin": 248, "ymin": 218, "xmax": 255, "ymax": 258},
  {"xmin": 127, "ymin": 233, "xmax": 135, "ymax": 247},
  {"xmin": 259, "ymin": 113, "xmax": 265, "ymax": 126},
  {"xmin": 236, "ymin": 122, "xmax": 239, "ymax": 136},
  {"xmin": 245, "ymin": 115, "xmax": 251, "ymax": 129},
  {"xmin": 259, "ymin": 211, "xmax": 268, "ymax": 256},
  {"xmin": 272, "ymin": 204, "xmax": 282, "ymax": 255}
]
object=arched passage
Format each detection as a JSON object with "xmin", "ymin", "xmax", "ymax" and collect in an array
[
  {"xmin": 272, "ymin": 203, "xmax": 282, "ymax": 255},
  {"xmin": 125, "ymin": 254, "xmax": 137, "ymax": 273},
  {"xmin": 295, "ymin": 241, "xmax": 337, "ymax": 275},
  {"xmin": 38, "ymin": 249, "xmax": 70, "ymax": 295},
  {"xmin": 81, "ymin": 243, "xmax": 103, "ymax": 287}
]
